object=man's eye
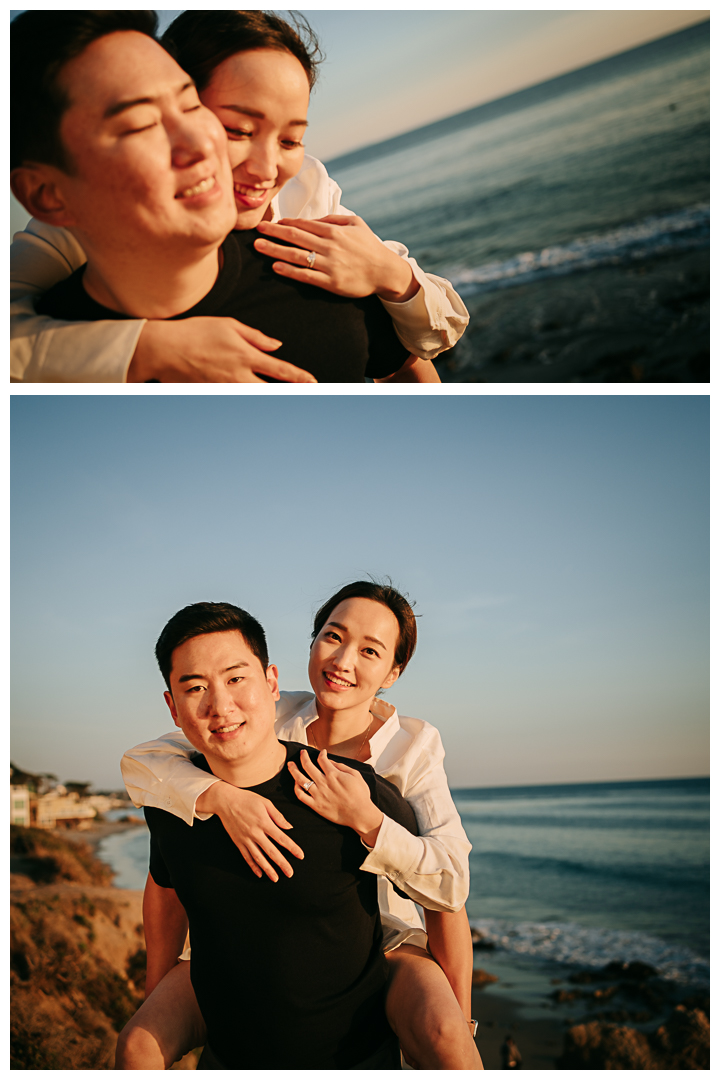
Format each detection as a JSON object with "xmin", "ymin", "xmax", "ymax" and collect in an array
[
  {"xmin": 184, "ymin": 104, "xmax": 202, "ymax": 113},
  {"xmin": 122, "ymin": 122, "xmax": 157, "ymax": 136}
]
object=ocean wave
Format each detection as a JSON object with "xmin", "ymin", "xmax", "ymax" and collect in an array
[
  {"xmin": 469, "ymin": 917, "xmax": 709, "ymax": 986},
  {"xmin": 448, "ymin": 205, "xmax": 709, "ymax": 297}
]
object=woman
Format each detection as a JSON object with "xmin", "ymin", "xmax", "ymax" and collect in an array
[
  {"xmin": 10, "ymin": 11, "xmax": 468, "ymax": 382},
  {"xmin": 119, "ymin": 581, "xmax": 482, "ymax": 1069}
]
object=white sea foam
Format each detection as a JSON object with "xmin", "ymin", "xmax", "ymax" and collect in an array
[
  {"xmin": 447, "ymin": 205, "xmax": 709, "ymax": 297},
  {"xmin": 469, "ymin": 917, "xmax": 709, "ymax": 986}
]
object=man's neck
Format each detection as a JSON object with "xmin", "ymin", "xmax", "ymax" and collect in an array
[
  {"xmin": 206, "ymin": 736, "xmax": 287, "ymax": 790},
  {"xmin": 79, "ymin": 237, "xmax": 223, "ymax": 318}
]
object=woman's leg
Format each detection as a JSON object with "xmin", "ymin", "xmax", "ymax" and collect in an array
[
  {"xmin": 115, "ymin": 961, "xmax": 206, "ymax": 1070},
  {"xmin": 385, "ymin": 944, "xmax": 483, "ymax": 1070}
]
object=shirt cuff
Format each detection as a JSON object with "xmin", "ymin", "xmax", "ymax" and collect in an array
[
  {"xmin": 378, "ymin": 259, "xmax": 469, "ymax": 361},
  {"xmin": 360, "ymin": 812, "xmax": 424, "ymax": 880}
]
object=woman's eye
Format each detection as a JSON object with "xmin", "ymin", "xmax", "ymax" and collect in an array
[
  {"xmin": 225, "ymin": 127, "xmax": 252, "ymax": 140},
  {"xmin": 184, "ymin": 104, "xmax": 202, "ymax": 113},
  {"xmin": 282, "ymin": 140, "xmax": 303, "ymax": 149}
]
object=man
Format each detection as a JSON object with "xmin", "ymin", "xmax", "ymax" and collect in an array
[
  {"xmin": 135, "ymin": 601, "xmax": 419, "ymax": 1069},
  {"xmin": 10, "ymin": 11, "xmax": 416, "ymax": 383}
]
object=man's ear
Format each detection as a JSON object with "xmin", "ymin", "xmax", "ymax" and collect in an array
[
  {"xmin": 266, "ymin": 663, "xmax": 280, "ymax": 701},
  {"xmin": 10, "ymin": 165, "xmax": 77, "ymax": 227},
  {"xmin": 163, "ymin": 690, "xmax": 181, "ymax": 727}
]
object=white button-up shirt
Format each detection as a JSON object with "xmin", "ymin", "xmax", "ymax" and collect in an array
[
  {"xmin": 10, "ymin": 154, "xmax": 469, "ymax": 382},
  {"xmin": 121, "ymin": 690, "xmax": 471, "ymax": 952}
]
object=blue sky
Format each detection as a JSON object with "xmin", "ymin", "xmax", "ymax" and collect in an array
[{"xmin": 11, "ymin": 395, "xmax": 709, "ymax": 791}]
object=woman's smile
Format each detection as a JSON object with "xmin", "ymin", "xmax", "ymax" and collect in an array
[{"xmin": 323, "ymin": 670, "xmax": 356, "ymax": 690}]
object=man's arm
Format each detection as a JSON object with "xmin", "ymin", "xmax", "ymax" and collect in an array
[{"xmin": 142, "ymin": 872, "xmax": 189, "ymax": 999}]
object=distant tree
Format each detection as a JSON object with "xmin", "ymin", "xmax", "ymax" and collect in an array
[
  {"xmin": 10, "ymin": 763, "xmax": 57, "ymax": 794},
  {"xmin": 64, "ymin": 782, "xmax": 92, "ymax": 798}
]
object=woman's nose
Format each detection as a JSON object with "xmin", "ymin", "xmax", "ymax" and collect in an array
[{"xmin": 243, "ymin": 138, "xmax": 278, "ymax": 182}]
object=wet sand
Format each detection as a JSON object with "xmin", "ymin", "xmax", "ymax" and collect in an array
[{"xmin": 437, "ymin": 248, "xmax": 709, "ymax": 382}]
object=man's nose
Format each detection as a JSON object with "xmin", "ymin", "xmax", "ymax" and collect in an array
[
  {"xmin": 204, "ymin": 683, "xmax": 234, "ymax": 717},
  {"xmin": 170, "ymin": 112, "xmax": 217, "ymax": 170}
]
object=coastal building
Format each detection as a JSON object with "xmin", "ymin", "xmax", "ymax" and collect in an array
[
  {"xmin": 34, "ymin": 786, "xmax": 97, "ymax": 830},
  {"xmin": 10, "ymin": 784, "xmax": 31, "ymax": 827}
]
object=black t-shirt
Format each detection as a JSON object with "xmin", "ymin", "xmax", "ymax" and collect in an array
[
  {"xmin": 35, "ymin": 230, "xmax": 409, "ymax": 382},
  {"xmin": 146, "ymin": 741, "xmax": 419, "ymax": 1069}
]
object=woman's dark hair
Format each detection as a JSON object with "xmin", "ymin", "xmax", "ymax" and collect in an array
[
  {"xmin": 161, "ymin": 10, "xmax": 323, "ymax": 94},
  {"xmin": 156, "ymin": 601, "xmax": 269, "ymax": 691},
  {"xmin": 311, "ymin": 581, "xmax": 418, "ymax": 677},
  {"xmin": 11, "ymin": 10, "xmax": 158, "ymax": 172}
]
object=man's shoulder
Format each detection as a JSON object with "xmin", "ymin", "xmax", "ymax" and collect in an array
[{"xmin": 34, "ymin": 264, "xmax": 109, "ymax": 322}]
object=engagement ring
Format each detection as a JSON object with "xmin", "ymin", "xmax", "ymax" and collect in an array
[
  {"xmin": 302, "ymin": 780, "xmax": 315, "ymax": 792},
  {"xmin": 306, "ymin": 251, "xmax": 317, "ymax": 269}
]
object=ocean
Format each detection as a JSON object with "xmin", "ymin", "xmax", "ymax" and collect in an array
[
  {"xmin": 100, "ymin": 775, "xmax": 709, "ymax": 1004},
  {"xmin": 326, "ymin": 22, "xmax": 710, "ymax": 382}
]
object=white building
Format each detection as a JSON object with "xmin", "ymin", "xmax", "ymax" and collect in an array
[{"xmin": 10, "ymin": 785, "xmax": 31, "ymax": 827}]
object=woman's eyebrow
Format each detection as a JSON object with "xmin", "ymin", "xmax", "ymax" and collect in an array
[
  {"xmin": 327, "ymin": 621, "xmax": 386, "ymax": 650},
  {"xmin": 220, "ymin": 104, "xmax": 308, "ymax": 128}
]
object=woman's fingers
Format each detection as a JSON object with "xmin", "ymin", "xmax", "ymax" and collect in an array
[
  {"xmin": 258, "ymin": 218, "xmax": 339, "ymax": 243},
  {"xmin": 254, "ymin": 236, "xmax": 323, "ymax": 265},
  {"xmin": 298, "ymin": 748, "xmax": 327, "ymax": 782}
]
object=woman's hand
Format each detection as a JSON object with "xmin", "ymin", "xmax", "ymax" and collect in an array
[
  {"xmin": 288, "ymin": 749, "xmax": 384, "ymax": 846},
  {"xmin": 197, "ymin": 782, "xmax": 305, "ymax": 882},
  {"xmin": 254, "ymin": 215, "xmax": 421, "ymax": 303},
  {"xmin": 127, "ymin": 316, "xmax": 317, "ymax": 383}
]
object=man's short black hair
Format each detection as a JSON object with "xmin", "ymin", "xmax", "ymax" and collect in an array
[
  {"xmin": 155, "ymin": 602, "xmax": 270, "ymax": 691},
  {"xmin": 11, "ymin": 10, "xmax": 159, "ymax": 173}
]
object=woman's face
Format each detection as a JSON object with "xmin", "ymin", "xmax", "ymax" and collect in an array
[
  {"xmin": 200, "ymin": 48, "xmax": 309, "ymax": 231},
  {"xmin": 309, "ymin": 597, "xmax": 401, "ymax": 714}
]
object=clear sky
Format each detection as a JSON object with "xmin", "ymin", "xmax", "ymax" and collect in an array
[
  {"xmin": 11, "ymin": 395, "xmax": 709, "ymax": 792},
  {"xmin": 8, "ymin": 9, "xmax": 709, "ymax": 239}
]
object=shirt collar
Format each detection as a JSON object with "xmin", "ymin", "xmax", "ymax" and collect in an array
[{"xmin": 276, "ymin": 695, "xmax": 400, "ymax": 764}]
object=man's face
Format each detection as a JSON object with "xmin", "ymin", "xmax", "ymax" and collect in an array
[
  {"xmin": 53, "ymin": 31, "xmax": 236, "ymax": 257},
  {"xmin": 165, "ymin": 630, "xmax": 280, "ymax": 770}
]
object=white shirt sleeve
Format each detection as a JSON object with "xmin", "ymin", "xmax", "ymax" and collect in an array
[
  {"xmin": 360, "ymin": 728, "xmax": 471, "ymax": 912},
  {"xmin": 10, "ymin": 219, "xmax": 144, "ymax": 383},
  {"xmin": 120, "ymin": 731, "xmax": 220, "ymax": 826}
]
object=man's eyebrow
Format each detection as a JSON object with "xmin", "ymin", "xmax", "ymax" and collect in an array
[
  {"xmin": 220, "ymin": 104, "xmax": 308, "ymax": 128},
  {"xmin": 177, "ymin": 661, "xmax": 250, "ymax": 684},
  {"xmin": 327, "ymin": 622, "xmax": 387, "ymax": 650},
  {"xmin": 103, "ymin": 80, "xmax": 196, "ymax": 120}
]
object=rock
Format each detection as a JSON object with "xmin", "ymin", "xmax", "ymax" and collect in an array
[
  {"xmin": 470, "ymin": 929, "xmax": 496, "ymax": 950},
  {"xmin": 10, "ymin": 827, "xmax": 145, "ymax": 1069},
  {"xmin": 556, "ymin": 1006, "xmax": 709, "ymax": 1070},
  {"xmin": 472, "ymin": 969, "xmax": 499, "ymax": 987}
]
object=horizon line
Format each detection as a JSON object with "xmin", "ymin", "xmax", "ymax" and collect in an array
[
  {"xmin": 450, "ymin": 774, "xmax": 709, "ymax": 794},
  {"xmin": 324, "ymin": 18, "xmax": 709, "ymax": 173}
]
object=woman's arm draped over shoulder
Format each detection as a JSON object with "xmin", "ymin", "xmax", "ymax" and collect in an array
[
  {"xmin": 275, "ymin": 155, "xmax": 469, "ymax": 362},
  {"xmin": 359, "ymin": 725, "xmax": 471, "ymax": 912},
  {"xmin": 10, "ymin": 219, "xmax": 145, "ymax": 382},
  {"xmin": 121, "ymin": 731, "xmax": 220, "ymax": 826}
]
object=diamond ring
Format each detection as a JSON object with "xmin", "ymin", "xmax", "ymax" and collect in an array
[{"xmin": 306, "ymin": 251, "xmax": 317, "ymax": 269}]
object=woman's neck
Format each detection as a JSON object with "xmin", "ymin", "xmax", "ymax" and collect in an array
[{"xmin": 310, "ymin": 700, "xmax": 380, "ymax": 760}]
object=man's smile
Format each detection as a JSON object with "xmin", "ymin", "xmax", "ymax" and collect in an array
[
  {"xmin": 175, "ymin": 175, "xmax": 217, "ymax": 199},
  {"xmin": 212, "ymin": 720, "xmax": 245, "ymax": 736}
]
